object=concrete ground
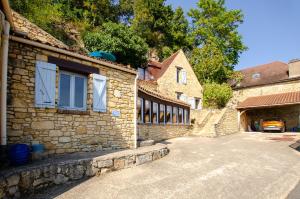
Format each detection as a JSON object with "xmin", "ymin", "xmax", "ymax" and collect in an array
[{"xmin": 30, "ymin": 133, "xmax": 300, "ymax": 199}]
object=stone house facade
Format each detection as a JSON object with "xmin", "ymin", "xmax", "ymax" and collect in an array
[
  {"xmin": 229, "ymin": 60, "xmax": 300, "ymax": 132},
  {"xmin": 4, "ymin": 11, "xmax": 137, "ymax": 154}
]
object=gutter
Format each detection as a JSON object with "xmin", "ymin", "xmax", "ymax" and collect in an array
[
  {"xmin": 10, "ymin": 36, "xmax": 137, "ymax": 75},
  {"xmin": 1, "ymin": 14, "xmax": 10, "ymax": 145},
  {"xmin": 1, "ymin": 0, "xmax": 14, "ymax": 30},
  {"xmin": 133, "ymin": 75, "xmax": 138, "ymax": 148}
]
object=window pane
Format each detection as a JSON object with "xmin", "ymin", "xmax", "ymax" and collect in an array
[
  {"xmin": 173, "ymin": 107, "xmax": 178, "ymax": 124},
  {"xmin": 144, "ymin": 100, "xmax": 151, "ymax": 123},
  {"xmin": 137, "ymin": 97, "xmax": 143, "ymax": 123},
  {"xmin": 74, "ymin": 76, "xmax": 85, "ymax": 108},
  {"xmin": 166, "ymin": 106, "xmax": 172, "ymax": 123},
  {"xmin": 185, "ymin": 109, "xmax": 190, "ymax": 124},
  {"xmin": 159, "ymin": 104, "xmax": 165, "ymax": 123},
  {"xmin": 152, "ymin": 102, "xmax": 158, "ymax": 124},
  {"xmin": 179, "ymin": 108, "xmax": 183, "ymax": 124},
  {"xmin": 59, "ymin": 74, "xmax": 71, "ymax": 107}
]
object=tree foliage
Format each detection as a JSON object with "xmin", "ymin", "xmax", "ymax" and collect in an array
[
  {"xmin": 83, "ymin": 22, "xmax": 149, "ymax": 68},
  {"xmin": 203, "ymin": 83, "xmax": 233, "ymax": 108},
  {"xmin": 189, "ymin": 0, "xmax": 247, "ymax": 83}
]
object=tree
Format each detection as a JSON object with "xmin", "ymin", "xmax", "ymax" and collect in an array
[
  {"xmin": 189, "ymin": 0, "xmax": 247, "ymax": 83},
  {"xmin": 203, "ymin": 82, "xmax": 233, "ymax": 108},
  {"xmin": 83, "ymin": 22, "xmax": 149, "ymax": 68}
]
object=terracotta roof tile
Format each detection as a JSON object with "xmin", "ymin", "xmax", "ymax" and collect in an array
[
  {"xmin": 237, "ymin": 91, "xmax": 300, "ymax": 109},
  {"xmin": 137, "ymin": 80, "xmax": 158, "ymax": 92},
  {"xmin": 138, "ymin": 81, "xmax": 190, "ymax": 107},
  {"xmin": 147, "ymin": 50, "xmax": 180, "ymax": 80},
  {"xmin": 234, "ymin": 61, "xmax": 289, "ymax": 89}
]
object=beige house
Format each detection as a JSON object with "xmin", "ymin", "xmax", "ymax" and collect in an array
[
  {"xmin": 138, "ymin": 50, "xmax": 203, "ymax": 110},
  {"xmin": 230, "ymin": 60, "xmax": 300, "ymax": 132}
]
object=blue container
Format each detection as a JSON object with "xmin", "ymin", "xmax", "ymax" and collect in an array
[
  {"xmin": 9, "ymin": 144, "xmax": 30, "ymax": 166},
  {"xmin": 89, "ymin": 51, "xmax": 116, "ymax": 62},
  {"xmin": 31, "ymin": 144, "xmax": 44, "ymax": 153}
]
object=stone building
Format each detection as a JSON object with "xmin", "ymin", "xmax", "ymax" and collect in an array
[
  {"xmin": 2, "ymin": 9, "xmax": 138, "ymax": 154},
  {"xmin": 230, "ymin": 60, "xmax": 300, "ymax": 132},
  {"xmin": 136, "ymin": 50, "xmax": 203, "ymax": 141}
]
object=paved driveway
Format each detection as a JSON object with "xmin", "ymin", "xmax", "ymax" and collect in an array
[{"xmin": 33, "ymin": 133, "xmax": 300, "ymax": 199}]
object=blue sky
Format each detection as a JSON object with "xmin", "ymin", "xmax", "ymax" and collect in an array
[{"xmin": 166, "ymin": 0, "xmax": 300, "ymax": 70}]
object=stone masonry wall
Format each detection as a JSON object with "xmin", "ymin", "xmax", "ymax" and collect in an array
[
  {"xmin": 6, "ymin": 41, "xmax": 136, "ymax": 154},
  {"xmin": 157, "ymin": 50, "xmax": 203, "ymax": 101},
  {"xmin": 138, "ymin": 124, "xmax": 192, "ymax": 142},
  {"xmin": 0, "ymin": 144, "xmax": 169, "ymax": 198},
  {"xmin": 215, "ymin": 108, "xmax": 239, "ymax": 136}
]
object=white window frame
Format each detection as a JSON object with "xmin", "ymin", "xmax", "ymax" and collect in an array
[
  {"xmin": 166, "ymin": 105, "xmax": 173, "ymax": 124},
  {"xmin": 137, "ymin": 97, "xmax": 144, "ymax": 123},
  {"xmin": 144, "ymin": 99, "xmax": 152, "ymax": 123},
  {"xmin": 176, "ymin": 67, "xmax": 182, "ymax": 84},
  {"xmin": 179, "ymin": 108, "xmax": 184, "ymax": 124},
  {"xmin": 152, "ymin": 102, "xmax": 159, "ymax": 124},
  {"xmin": 159, "ymin": 104, "xmax": 166, "ymax": 124},
  {"xmin": 58, "ymin": 71, "xmax": 87, "ymax": 111}
]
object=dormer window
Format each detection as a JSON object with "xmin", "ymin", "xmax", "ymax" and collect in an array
[{"xmin": 252, "ymin": 73, "xmax": 261, "ymax": 79}]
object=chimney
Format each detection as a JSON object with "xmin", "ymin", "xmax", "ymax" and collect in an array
[
  {"xmin": 148, "ymin": 49, "xmax": 160, "ymax": 62},
  {"xmin": 288, "ymin": 59, "xmax": 300, "ymax": 78}
]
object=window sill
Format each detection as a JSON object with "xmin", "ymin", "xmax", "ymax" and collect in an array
[
  {"xmin": 138, "ymin": 123, "xmax": 191, "ymax": 127},
  {"xmin": 57, "ymin": 109, "xmax": 90, "ymax": 115}
]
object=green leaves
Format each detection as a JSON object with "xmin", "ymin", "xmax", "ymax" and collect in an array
[
  {"xmin": 189, "ymin": 0, "xmax": 247, "ymax": 84},
  {"xmin": 83, "ymin": 22, "xmax": 149, "ymax": 68},
  {"xmin": 203, "ymin": 82, "xmax": 233, "ymax": 108}
]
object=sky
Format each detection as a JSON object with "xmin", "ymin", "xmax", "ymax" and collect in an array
[{"xmin": 166, "ymin": 0, "xmax": 300, "ymax": 70}]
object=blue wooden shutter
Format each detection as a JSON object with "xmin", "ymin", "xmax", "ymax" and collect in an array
[
  {"xmin": 35, "ymin": 61, "xmax": 56, "ymax": 108},
  {"xmin": 93, "ymin": 74, "xmax": 107, "ymax": 112}
]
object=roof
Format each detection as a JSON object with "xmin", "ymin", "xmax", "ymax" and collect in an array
[
  {"xmin": 237, "ymin": 91, "xmax": 300, "ymax": 109},
  {"xmin": 138, "ymin": 80, "xmax": 190, "ymax": 107},
  {"xmin": 9, "ymin": 11, "xmax": 137, "ymax": 74},
  {"xmin": 147, "ymin": 51, "xmax": 180, "ymax": 80},
  {"xmin": 11, "ymin": 10, "xmax": 69, "ymax": 49},
  {"xmin": 234, "ymin": 61, "xmax": 289, "ymax": 89},
  {"xmin": 137, "ymin": 79, "xmax": 158, "ymax": 92}
]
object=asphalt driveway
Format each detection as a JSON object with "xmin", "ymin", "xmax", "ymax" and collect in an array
[{"xmin": 31, "ymin": 133, "xmax": 300, "ymax": 199}]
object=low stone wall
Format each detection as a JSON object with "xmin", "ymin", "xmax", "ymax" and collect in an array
[
  {"xmin": 215, "ymin": 108, "xmax": 239, "ymax": 136},
  {"xmin": 137, "ymin": 124, "xmax": 192, "ymax": 142},
  {"xmin": 0, "ymin": 144, "xmax": 169, "ymax": 198}
]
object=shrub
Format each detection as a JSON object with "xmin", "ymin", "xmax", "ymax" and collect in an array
[{"xmin": 203, "ymin": 83, "xmax": 233, "ymax": 108}]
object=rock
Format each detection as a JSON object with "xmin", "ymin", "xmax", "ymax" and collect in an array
[
  {"xmin": 19, "ymin": 171, "xmax": 32, "ymax": 190},
  {"xmin": 85, "ymin": 166, "xmax": 99, "ymax": 177},
  {"xmin": 76, "ymin": 126, "xmax": 87, "ymax": 135},
  {"xmin": 8, "ymin": 186, "xmax": 18, "ymax": 196},
  {"xmin": 6, "ymin": 175, "xmax": 20, "ymax": 186},
  {"xmin": 136, "ymin": 153, "xmax": 152, "ymax": 165},
  {"xmin": 54, "ymin": 174, "xmax": 68, "ymax": 185},
  {"xmin": 31, "ymin": 121, "xmax": 54, "ymax": 130},
  {"xmin": 59, "ymin": 137, "xmax": 71, "ymax": 143},
  {"xmin": 114, "ymin": 158, "xmax": 125, "ymax": 170},
  {"xmin": 100, "ymin": 168, "xmax": 111, "ymax": 175},
  {"xmin": 97, "ymin": 159, "xmax": 113, "ymax": 168},
  {"xmin": 125, "ymin": 156, "xmax": 136, "ymax": 167},
  {"xmin": 49, "ymin": 130, "xmax": 63, "ymax": 137},
  {"xmin": 139, "ymin": 140, "xmax": 155, "ymax": 147},
  {"xmin": 69, "ymin": 165, "xmax": 84, "ymax": 180},
  {"xmin": 152, "ymin": 151, "xmax": 162, "ymax": 160}
]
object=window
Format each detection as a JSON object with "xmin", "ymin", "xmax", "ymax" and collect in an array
[
  {"xmin": 137, "ymin": 97, "xmax": 144, "ymax": 123},
  {"xmin": 166, "ymin": 106, "xmax": 172, "ymax": 124},
  {"xmin": 138, "ymin": 68, "xmax": 145, "ymax": 80},
  {"xmin": 179, "ymin": 108, "xmax": 184, "ymax": 124},
  {"xmin": 176, "ymin": 92, "xmax": 183, "ymax": 100},
  {"xmin": 144, "ymin": 100, "xmax": 151, "ymax": 123},
  {"xmin": 176, "ymin": 67, "xmax": 182, "ymax": 83},
  {"xmin": 252, "ymin": 73, "xmax": 261, "ymax": 79},
  {"xmin": 195, "ymin": 98, "xmax": 202, "ymax": 110},
  {"xmin": 152, "ymin": 102, "xmax": 158, "ymax": 124},
  {"xmin": 185, "ymin": 109, "xmax": 190, "ymax": 124},
  {"xmin": 159, "ymin": 104, "xmax": 165, "ymax": 124},
  {"xmin": 173, "ymin": 107, "xmax": 178, "ymax": 124},
  {"xmin": 59, "ymin": 71, "xmax": 87, "ymax": 110},
  {"xmin": 189, "ymin": 97, "xmax": 196, "ymax": 109}
]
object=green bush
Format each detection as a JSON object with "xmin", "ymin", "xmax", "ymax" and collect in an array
[{"xmin": 203, "ymin": 83, "xmax": 233, "ymax": 108}]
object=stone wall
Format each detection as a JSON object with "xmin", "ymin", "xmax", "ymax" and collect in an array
[
  {"xmin": 6, "ymin": 41, "xmax": 136, "ymax": 154},
  {"xmin": 157, "ymin": 50, "xmax": 203, "ymax": 101},
  {"xmin": 215, "ymin": 108, "xmax": 239, "ymax": 136},
  {"xmin": 138, "ymin": 124, "xmax": 192, "ymax": 142},
  {"xmin": 0, "ymin": 144, "xmax": 169, "ymax": 199}
]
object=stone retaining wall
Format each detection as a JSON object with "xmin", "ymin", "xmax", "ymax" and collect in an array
[
  {"xmin": 138, "ymin": 124, "xmax": 192, "ymax": 141},
  {"xmin": 215, "ymin": 108, "xmax": 239, "ymax": 136},
  {"xmin": 0, "ymin": 144, "xmax": 169, "ymax": 198}
]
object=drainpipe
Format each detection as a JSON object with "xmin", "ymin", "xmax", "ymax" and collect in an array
[
  {"xmin": 133, "ymin": 75, "xmax": 138, "ymax": 149},
  {"xmin": 1, "ymin": 18, "xmax": 10, "ymax": 146}
]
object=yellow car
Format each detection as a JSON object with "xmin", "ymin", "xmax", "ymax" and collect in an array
[{"xmin": 262, "ymin": 118, "xmax": 285, "ymax": 133}]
